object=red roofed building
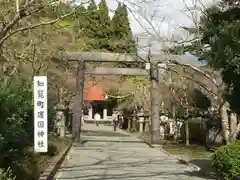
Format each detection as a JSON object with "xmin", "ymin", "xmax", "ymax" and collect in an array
[
  {"xmin": 83, "ymin": 83, "xmax": 113, "ymax": 122},
  {"xmin": 84, "ymin": 85, "xmax": 105, "ymax": 101}
]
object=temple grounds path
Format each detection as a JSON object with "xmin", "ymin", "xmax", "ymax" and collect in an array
[{"xmin": 54, "ymin": 124, "xmax": 215, "ymax": 180}]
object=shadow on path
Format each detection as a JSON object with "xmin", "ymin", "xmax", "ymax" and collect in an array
[
  {"xmin": 82, "ymin": 129, "xmax": 129, "ymax": 137},
  {"xmin": 55, "ymin": 124, "xmax": 216, "ymax": 180}
]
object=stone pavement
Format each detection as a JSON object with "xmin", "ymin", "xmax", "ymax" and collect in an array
[{"xmin": 54, "ymin": 124, "xmax": 215, "ymax": 180}]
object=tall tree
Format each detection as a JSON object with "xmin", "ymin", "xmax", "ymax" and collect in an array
[
  {"xmin": 85, "ymin": 0, "xmax": 100, "ymax": 43},
  {"xmin": 97, "ymin": 0, "xmax": 112, "ymax": 50},
  {"xmin": 111, "ymin": 3, "xmax": 137, "ymax": 53},
  {"xmin": 88, "ymin": 0, "xmax": 97, "ymax": 10},
  {"xmin": 72, "ymin": 6, "xmax": 97, "ymax": 51},
  {"xmin": 179, "ymin": 2, "xmax": 240, "ymax": 143}
]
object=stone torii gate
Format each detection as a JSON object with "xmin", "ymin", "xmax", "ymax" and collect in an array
[{"xmin": 60, "ymin": 52, "xmax": 167, "ymax": 146}]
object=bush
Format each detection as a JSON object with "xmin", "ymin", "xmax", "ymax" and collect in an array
[
  {"xmin": 212, "ymin": 141, "xmax": 240, "ymax": 180},
  {"xmin": 0, "ymin": 167, "xmax": 16, "ymax": 180},
  {"xmin": 0, "ymin": 76, "xmax": 57, "ymax": 179},
  {"xmin": 41, "ymin": 143, "xmax": 59, "ymax": 157},
  {"xmin": 0, "ymin": 78, "xmax": 33, "ymax": 165}
]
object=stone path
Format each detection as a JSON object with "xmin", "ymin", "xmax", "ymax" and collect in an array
[{"xmin": 54, "ymin": 124, "xmax": 215, "ymax": 180}]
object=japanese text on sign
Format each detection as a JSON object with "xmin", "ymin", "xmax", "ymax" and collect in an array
[{"xmin": 34, "ymin": 76, "xmax": 48, "ymax": 152}]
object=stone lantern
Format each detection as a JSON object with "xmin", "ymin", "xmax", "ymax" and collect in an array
[
  {"xmin": 143, "ymin": 110, "xmax": 150, "ymax": 133},
  {"xmin": 55, "ymin": 101, "xmax": 67, "ymax": 138},
  {"xmin": 137, "ymin": 107, "xmax": 145, "ymax": 132},
  {"xmin": 130, "ymin": 110, "xmax": 137, "ymax": 132}
]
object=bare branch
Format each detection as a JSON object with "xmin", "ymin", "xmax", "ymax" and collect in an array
[
  {"xmin": 169, "ymin": 60, "xmax": 218, "ymax": 87},
  {"xmin": 167, "ymin": 66, "xmax": 218, "ymax": 97},
  {"xmin": 0, "ymin": 10, "xmax": 75, "ymax": 46}
]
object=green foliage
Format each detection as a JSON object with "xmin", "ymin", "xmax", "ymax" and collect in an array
[
  {"xmin": 60, "ymin": 1, "xmax": 136, "ymax": 53},
  {"xmin": 0, "ymin": 77, "xmax": 32, "ymax": 178},
  {"xmin": 85, "ymin": 0, "xmax": 100, "ymax": 41},
  {"xmin": 199, "ymin": 7, "xmax": 240, "ymax": 70},
  {"xmin": 0, "ymin": 167, "xmax": 16, "ymax": 180},
  {"xmin": 88, "ymin": 0, "xmax": 97, "ymax": 10},
  {"xmin": 97, "ymin": 0, "xmax": 112, "ymax": 49},
  {"xmin": 212, "ymin": 141, "xmax": 240, "ymax": 180},
  {"xmin": 172, "ymin": 4, "xmax": 240, "ymax": 113},
  {"xmin": 128, "ymin": 76, "xmax": 147, "ymax": 87},
  {"xmin": 111, "ymin": 3, "xmax": 137, "ymax": 54},
  {"xmin": 198, "ymin": 6, "xmax": 240, "ymax": 112},
  {"xmin": 0, "ymin": 78, "xmax": 32, "ymax": 159},
  {"xmin": 0, "ymin": 76, "xmax": 56, "ymax": 179}
]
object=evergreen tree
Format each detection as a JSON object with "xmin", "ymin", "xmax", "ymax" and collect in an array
[
  {"xmin": 85, "ymin": 0, "xmax": 99, "ymax": 38},
  {"xmin": 74, "ymin": 6, "xmax": 87, "ymax": 36},
  {"xmin": 88, "ymin": 0, "xmax": 97, "ymax": 10},
  {"xmin": 84, "ymin": 0, "xmax": 101, "ymax": 49},
  {"xmin": 111, "ymin": 3, "xmax": 137, "ymax": 53},
  {"xmin": 97, "ymin": 0, "xmax": 112, "ymax": 50}
]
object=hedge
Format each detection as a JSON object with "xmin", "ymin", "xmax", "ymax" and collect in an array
[{"xmin": 212, "ymin": 141, "xmax": 240, "ymax": 180}]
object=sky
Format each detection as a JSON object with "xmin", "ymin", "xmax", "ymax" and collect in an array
[
  {"xmin": 93, "ymin": 0, "xmax": 217, "ymax": 34},
  {"xmin": 79, "ymin": 0, "xmax": 218, "ymax": 66}
]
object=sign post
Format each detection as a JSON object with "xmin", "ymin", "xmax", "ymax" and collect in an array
[{"xmin": 34, "ymin": 76, "xmax": 48, "ymax": 152}]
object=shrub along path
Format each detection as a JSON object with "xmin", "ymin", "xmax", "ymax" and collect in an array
[
  {"xmin": 54, "ymin": 124, "xmax": 215, "ymax": 180},
  {"xmin": 21, "ymin": 136, "xmax": 71, "ymax": 180}
]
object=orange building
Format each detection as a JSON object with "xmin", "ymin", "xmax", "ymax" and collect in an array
[{"xmin": 83, "ymin": 84, "xmax": 113, "ymax": 122}]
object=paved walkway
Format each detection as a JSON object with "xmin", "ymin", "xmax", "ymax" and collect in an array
[{"xmin": 54, "ymin": 124, "xmax": 215, "ymax": 180}]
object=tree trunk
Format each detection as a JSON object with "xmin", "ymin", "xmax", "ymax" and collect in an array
[
  {"xmin": 185, "ymin": 119, "xmax": 189, "ymax": 146},
  {"xmin": 127, "ymin": 118, "xmax": 131, "ymax": 132},
  {"xmin": 59, "ymin": 88, "xmax": 65, "ymax": 138},
  {"xmin": 172, "ymin": 107, "xmax": 178, "ymax": 141},
  {"xmin": 220, "ymin": 102, "xmax": 230, "ymax": 144},
  {"xmin": 229, "ymin": 112, "xmax": 240, "ymax": 142},
  {"xmin": 150, "ymin": 65, "xmax": 160, "ymax": 144},
  {"xmin": 74, "ymin": 61, "xmax": 85, "ymax": 142}
]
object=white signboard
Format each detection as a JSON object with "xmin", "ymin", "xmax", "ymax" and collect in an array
[{"xmin": 34, "ymin": 76, "xmax": 48, "ymax": 152}]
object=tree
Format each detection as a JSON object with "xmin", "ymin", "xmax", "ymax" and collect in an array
[
  {"xmin": 111, "ymin": 3, "xmax": 137, "ymax": 53},
  {"xmin": 83, "ymin": 0, "xmax": 101, "ymax": 50},
  {"xmin": 96, "ymin": 0, "xmax": 112, "ymax": 50},
  {"xmin": 0, "ymin": 1, "xmax": 76, "ymax": 85},
  {"xmin": 0, "ymin": 2, "xmax": 91, "ymax": 178},
  {"xmin": 196, "ymin": 3, "xmax": 240, "ymax": 143},
  {"xmin": 172, "ymin": 1, "xmax": 240, "ymax": 144}
]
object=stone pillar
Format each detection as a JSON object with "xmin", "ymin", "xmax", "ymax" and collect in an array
[
  {"xmin": 169, "ymin": 121, "xmax": 174, "ymax": 136},
  {"xmin": 145, "ymin": 121, "xmax": 150, "ymax": 132},
  {"xmin": 88, "ymin": 107, "xmax": 92, "ymax": 120},
  {"xmin": 103, "ymin": 108, "xmax": 107, "ymax": 120},
  {"xmin": 59, "ymin": 111, "xmax": 66, "ymax": 138},
  {"xmin": 56, "ymin": 104, "xmax": 66, "ymax": 138},
  {"xmin": 144, "ymin": 114, "xmax": 150, "ymax": 132},
  {"xmin": 138, "ymin": 108, "xmax": 144, "ymax": 132},
  {"xmin": 139, "ymin": 116, "xmax": 144, "ymax": 132},
  {"xmin": 127, "ymin": 117, "xmax": 131, "ymax": 131},
  {"xmin": 132, "ymin": 115, "xmax": 137, "ymax": 132},
  {"xmin": 159, "ymin": 123, "xmax": 165, "ymax": 139}
]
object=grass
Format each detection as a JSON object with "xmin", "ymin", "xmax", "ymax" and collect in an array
[
  {"xmin": 162, "ymin": 142, "xmax": 212, "ymax": 160},
  {"xmin": 131, "ymin": 131, "xmax": 217, "ymax": 177},
  {"xmin": 132, "ymin": 132, "xmax": 212, "ymax": 160},
  {"xmin": 14, "ymin": 135, "xmax": 71, "ymax": 180}
]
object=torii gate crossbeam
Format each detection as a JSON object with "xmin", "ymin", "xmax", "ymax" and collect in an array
[{"xmin": 59, "ymin": 51, "xmax": 163, "ymax": 145}]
